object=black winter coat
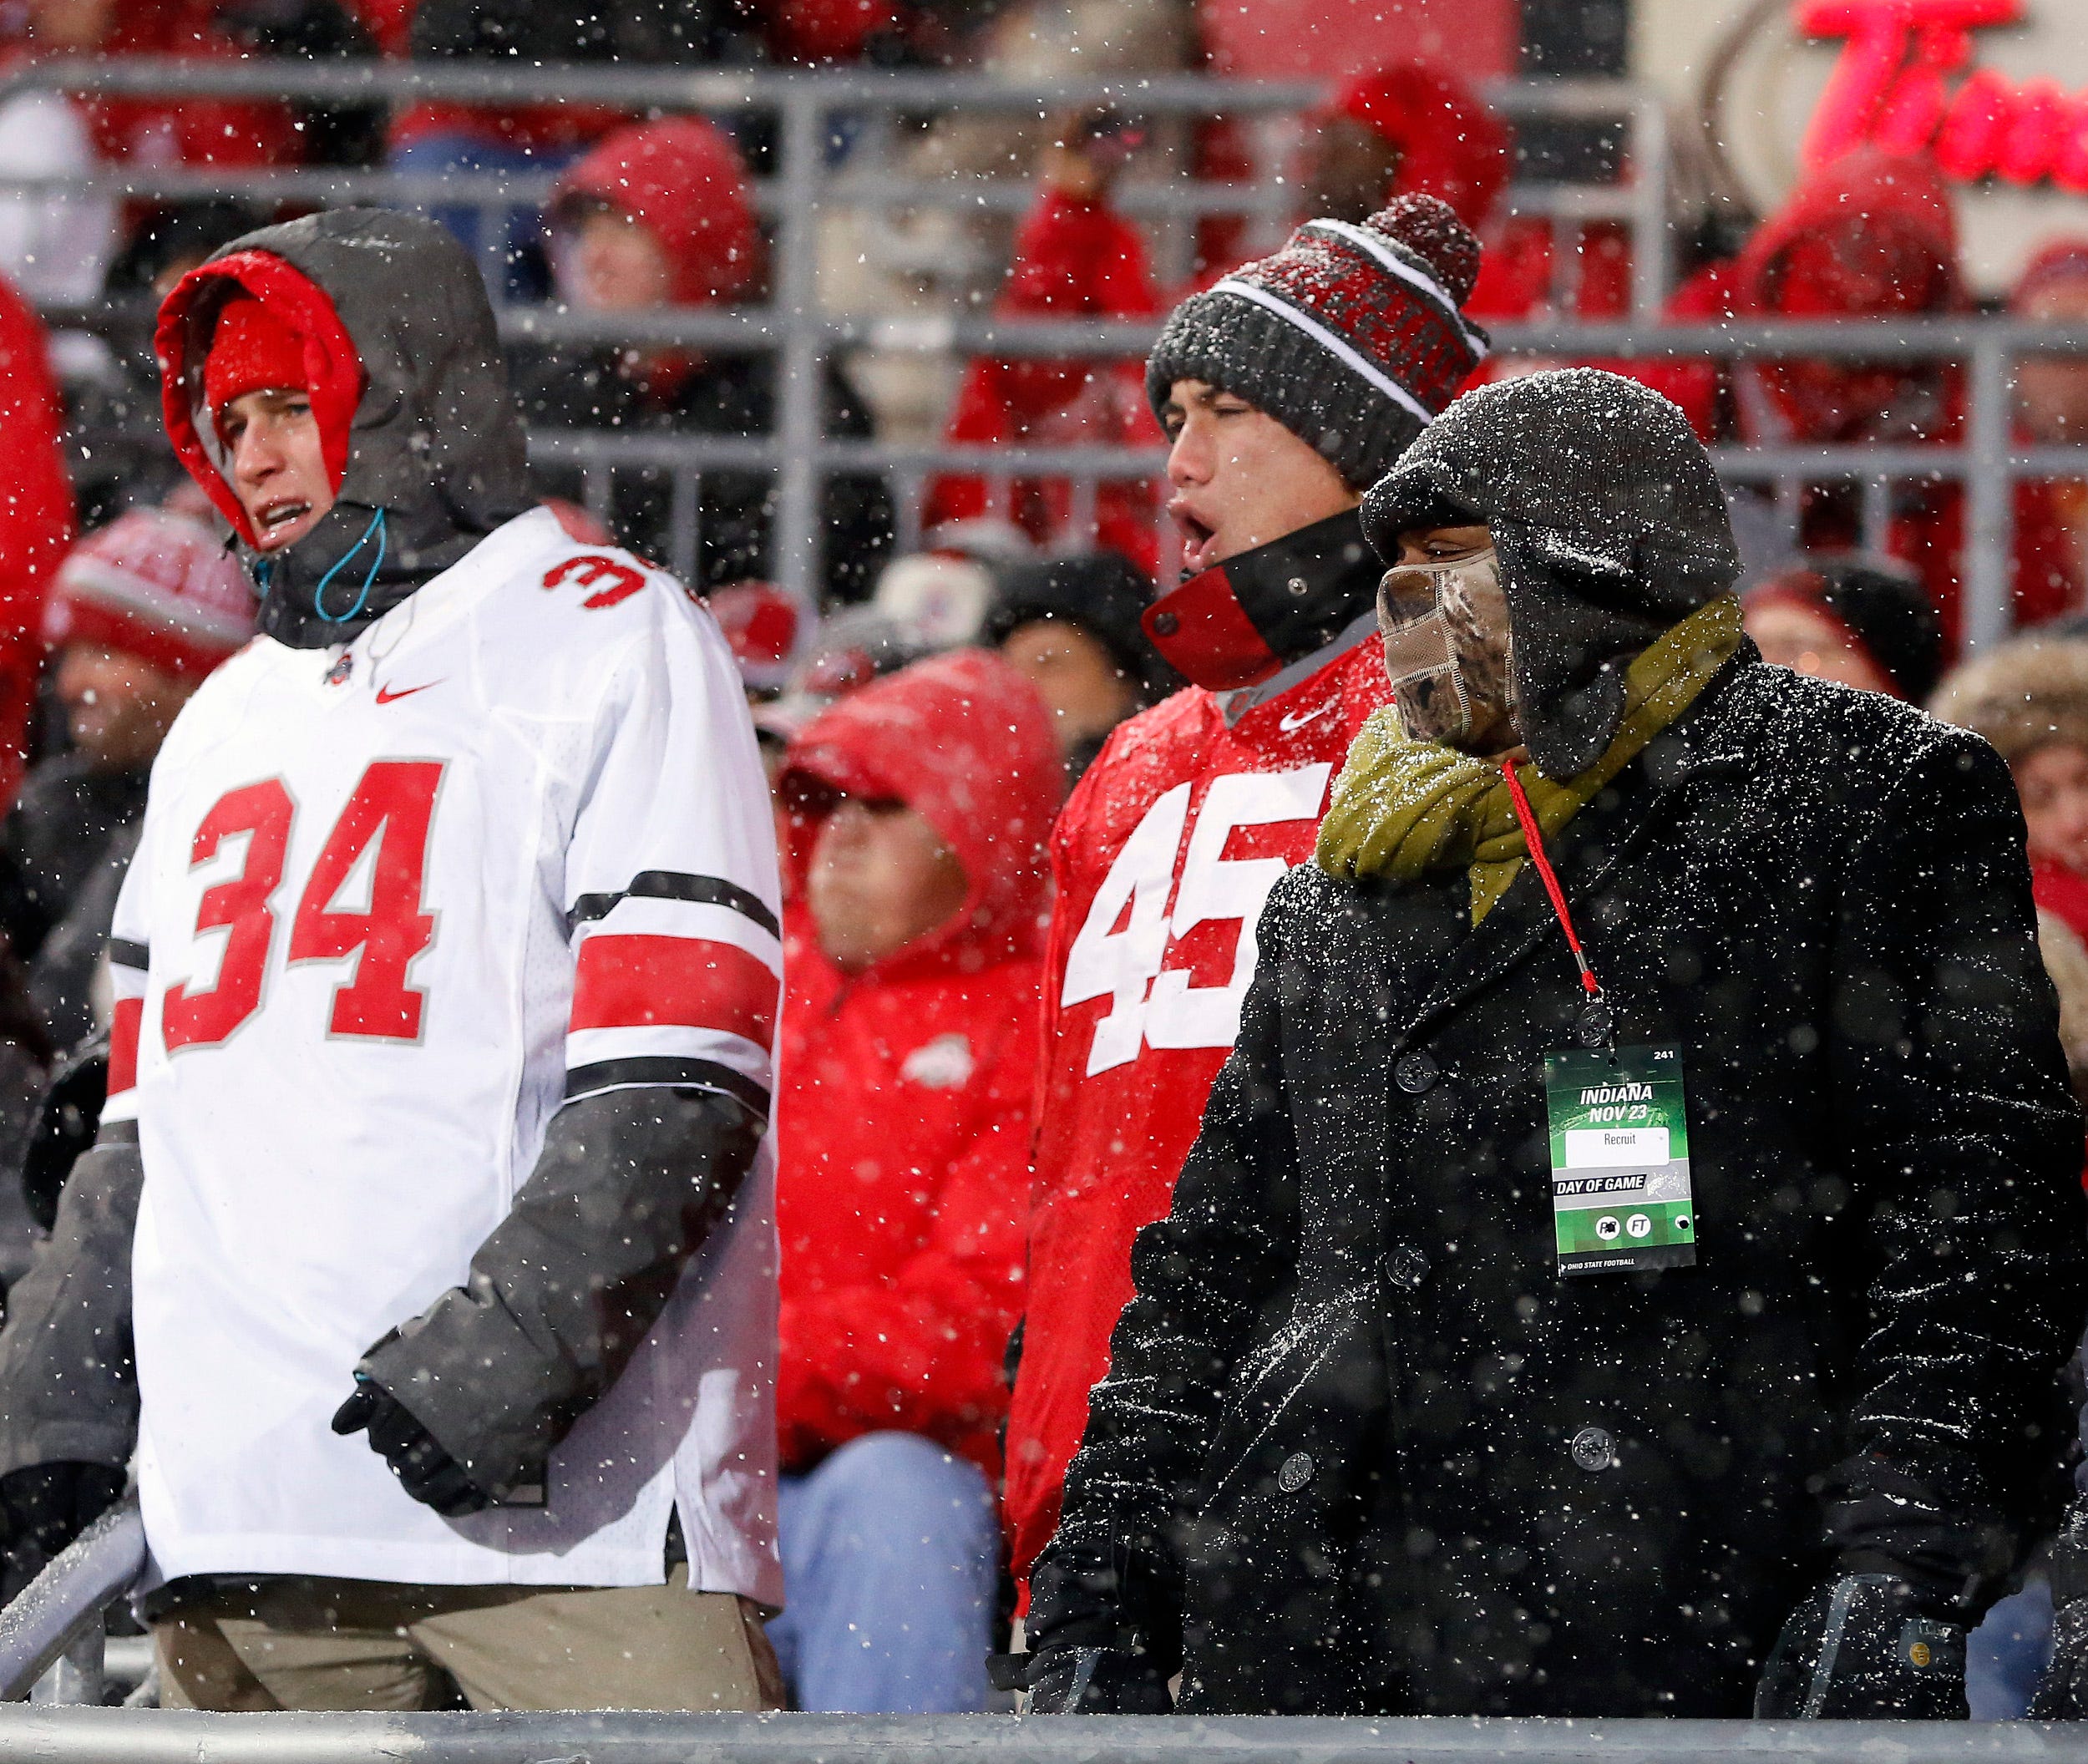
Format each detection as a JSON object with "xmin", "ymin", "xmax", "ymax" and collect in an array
[
  {"xmin": 0, "ymin": 755, "xmax": 148, "ymax": 1051},
  {"xmin": 1031, "ymin": 654, "xmax": 2088, "ymax": 1718}
]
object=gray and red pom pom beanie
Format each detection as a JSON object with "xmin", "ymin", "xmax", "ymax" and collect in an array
[{"xmin": 1144, "ymin": 193, "xmax": 1489, "ymax": 492}]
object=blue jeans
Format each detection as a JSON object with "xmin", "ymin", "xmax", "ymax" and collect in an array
[
  {"xmin": 388, "ymin": 132, "xmax": 579, "ymax": 302},
  {"xmin": 1969, "ymin": 1576, "xmax": 2055, "ymax": 1720},
  {"xmin": 767, "ymin": 1432, "xmax": 998, "ymax": 1713}
]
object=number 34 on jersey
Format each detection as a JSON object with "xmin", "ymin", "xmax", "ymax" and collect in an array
[{"xmin": 1060, "ymin": 763, "xmax": 1330, "ymax": 1077}]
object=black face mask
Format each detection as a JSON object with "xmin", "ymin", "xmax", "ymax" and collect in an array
[
  {"xmin": 1139, "ymin": 509, "xmax": 1379, "ymax": 692},
  {"xmin": 248, "ymin": 493, "xmax": 490, "ymax": 650}
]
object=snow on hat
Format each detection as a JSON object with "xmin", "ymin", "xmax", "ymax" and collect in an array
[
  {"xmin": 708, "ymin": 580, "xmax": 818, "ymax": 696},
  {"xmin": 1145, "ymin": 193, "xmax": 1488, "ymax": 493},
  {"xmin": 202, "ymin": 293, "xmax": 309, "ymax": 415},
  {"xmin": 1365, "ymin": 368, "xmax": 1740, "ymax": 779},
  {"xmin": 44, "ymin": 505, "xmax": 257, "ymax": 677},
  {"xmin": 1932, "ymin": 634, "xmax": 2088, "ymax": 766}
]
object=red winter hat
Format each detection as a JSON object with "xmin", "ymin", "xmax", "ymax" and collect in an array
[
  {"xmin": 1738, "ymin": 148, "xmax": 1964, "ymax": 318},
  {"xmin": 43, "ymin": 504, "xmax": 257, "ymax": 677},
  {"xmin": 1331, "ymin": 64, "xmax": 1513, "ymax": 234},
  {"xmin": 2014, "ymin": 236, "xmax": 2088, "ymax": 312},
  {"xmin": 708, "ymin": 580, "xmax": 818, "ymax": 695},
  {"xmin": 203, "ymin": 295, "xmax": 310, "ymax": 415},
  {"xmin": 551, "ymin": 117, "xmax": 762, "ymax": 307}
]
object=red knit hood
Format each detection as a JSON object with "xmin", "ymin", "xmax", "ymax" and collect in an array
[
  {"xmin": 779, "ymin": 650, "xmax": 1063, "ymax": 974},
  {"xmin": 1330, "ymin": 63, "xmax": 1512, "ymax": 233},
  {"xmin": 1737, "ymin": 148, "xmax": 1964, "ymax": 318},
  {"xmin": 156, "ymin": 249, "xmax": 362, "ymax": 549},
  {"xmin": 551, "ymin": 118, "xmax": 762, "ymax": 307}
]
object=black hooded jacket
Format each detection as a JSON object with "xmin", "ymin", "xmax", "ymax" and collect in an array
[{"xmin": 0, "ymin": 209, "xmax": 764, "ymax": 1564}]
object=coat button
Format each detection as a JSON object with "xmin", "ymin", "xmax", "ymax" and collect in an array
[
  {"xmin": 1394, "ymin": 1051, "xmax": 1438, "ymax": 1093},
  {"xmin": 1386, "ymin": 1241, "xmax": 1430, "ymax": 1290},
  {"xmin": 1277, "ymin": 1451, "xmax": 1315, "ymax": 1493},
  {"xmin": 1569, "ymin": 1426, "xmax": 1617, "ymax": 1471}
]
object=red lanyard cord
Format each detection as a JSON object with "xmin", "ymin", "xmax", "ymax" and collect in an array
[{"xmin": 1499, "ymin": 760, "xmax": 1602, "ymax": 999}]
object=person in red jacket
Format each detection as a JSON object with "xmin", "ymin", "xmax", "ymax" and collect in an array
[
  {"xmin": 1305, "ymin": 64, "xmax": 1510, "ymax": 238},
  {"xmin": 0, "ymin": 269, "xmax": 73, "ymax": 816},
  {"xmin": 2014, "ymin": 239, "xmax": 2088, "ymax": 627},
  {"xmin": 1690, "ymin": 151, "xmax": 1979, "ymax": 640},
  {"xmin": 923, "ymin": 113, "xmax": 1167, "ymax": 571},
  {"xmin": 1001, "ymin": 192, "xmax": 1488, "ymax": 1610},
  {"xmin": 770, "ymin": 647, "xmax": 1062, "ymax": 1711}
]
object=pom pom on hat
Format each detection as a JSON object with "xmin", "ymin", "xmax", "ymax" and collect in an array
[{"xmin": 1375, "ymin": 193, "xmax": 1482, "ymax": 308}]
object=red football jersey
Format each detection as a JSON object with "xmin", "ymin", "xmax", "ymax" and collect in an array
[{"xmin": 1006, "ymin": 634, "xmax": 1394, "ymax": 1592}]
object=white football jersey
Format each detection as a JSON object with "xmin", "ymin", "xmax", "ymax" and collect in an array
[{"xmin": 104, "ymin": 508, "xmax": 783, "ymax": 1599}]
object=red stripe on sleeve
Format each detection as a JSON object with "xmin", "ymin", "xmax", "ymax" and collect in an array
[
  {"xmin": 110, "ymin": 996, "xmax": 143, "ymax": 1097},
  {"xmin": 570, "ymin": 935, "xmax": 778, "ymax": 1050}
]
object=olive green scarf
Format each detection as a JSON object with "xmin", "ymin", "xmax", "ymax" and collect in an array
[{"xmin": 1315, "ymin": 596, "xmax": 1744, "ymax": 923}]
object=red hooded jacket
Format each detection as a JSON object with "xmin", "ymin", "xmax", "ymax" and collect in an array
[
  {"xmin": 2011, "ymin": 239, "xmax": 2088, "ymax": 628},
  {"xmin": 0, "ymin": 272, "xmax": 74, "ymax": 813},
  {"xmin": 550, "ymin": 118, "xmax": 763, "ymax": 307},
  {"xmin": 773, "ymin": 650, "xmax": 1063, "ymax": 1478}
]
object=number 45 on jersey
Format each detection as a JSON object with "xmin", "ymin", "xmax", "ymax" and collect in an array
[{"xmin": 1060, "ymin": 764, "xmax": 1330, "ymax": 1077}]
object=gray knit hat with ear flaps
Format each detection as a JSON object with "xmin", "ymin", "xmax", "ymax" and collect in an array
[
  {"xmin": 1363, "ymin": 368, "xmax": 1741, "ymax": 781},
  {"xmin": 1146, "ymin": 195, "xmax": 1489, "ymax": 493}
]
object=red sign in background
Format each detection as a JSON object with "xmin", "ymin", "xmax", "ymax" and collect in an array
[
  {"xmin": 1201, "ymin": 0, "xmax": 1516, "ymax": 80},
  {"xmin": 1799, "ymin": 0, "xmax": 2088, "ymax": 188}
]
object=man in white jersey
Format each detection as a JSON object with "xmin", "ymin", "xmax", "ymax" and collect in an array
[{"xmin": 0, "ymin": 208, "xmax": 786, "ymax": 1712}]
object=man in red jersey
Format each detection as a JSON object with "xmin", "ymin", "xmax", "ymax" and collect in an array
[{"xmin": 1003, "ymin": 192, "xmax": 1489, "ymax": 1607}]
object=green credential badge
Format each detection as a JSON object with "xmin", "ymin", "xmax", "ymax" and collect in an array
[{"xmin": 1543, "ymin": 1045, "xmax": 1695, "ymax": 1277}]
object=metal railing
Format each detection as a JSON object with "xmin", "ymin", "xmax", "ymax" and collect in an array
[
  {"xmin": 3, "ymin": 1709, "xmax": 2088, "ymax": 1762},
  {"xmin": 0, "ymin": 1499, "xmax": 2083, "ymax": 1754},
  {"xmin": 0, "ymin": 1491, "xmax": 144, "ymax": 1706},
  {"xmin": 1, "ymin": 59, "xmax": 2082, "ymax": 644},
  {"xmin": 0, "ymin": 58, "xmax": 1672, "ymax": 597}
]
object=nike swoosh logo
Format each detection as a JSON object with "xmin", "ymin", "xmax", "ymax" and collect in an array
[
  {"xmin": 1278, "ymin": 700, "xmax": 1337, "ymax": 734},
  {"xmin": 374, "ymin": 682, "xmax": 441, "ymax": 705}
]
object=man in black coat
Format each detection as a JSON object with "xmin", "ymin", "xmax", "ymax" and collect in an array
[{"xmin": 1024, "ymin": 369, "xmax": 2088, "ymax": 1720}]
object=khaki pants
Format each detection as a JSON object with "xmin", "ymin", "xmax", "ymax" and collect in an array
[{"xmin": 154, "ymin": 1566, "xmax": 786, "ymax": 1713}]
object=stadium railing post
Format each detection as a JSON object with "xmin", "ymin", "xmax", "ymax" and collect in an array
[
  {"xmin": 1964, "ymin": 326, "xmax": 2016, "ymax": 653},
  {"xmin": 773, "ymin": 82, "xmax": 827, "ymax": 601}
]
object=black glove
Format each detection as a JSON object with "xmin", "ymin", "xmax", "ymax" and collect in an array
[
  {"xmin": 0, "ymin": 1462, "xmax": 126, "ymax": 1604},
  {"xmin": 1756, "ymin": 1574, "xmax": 1967, "ymax": 1719},
  {"xmin": 1024, "ymin": 1646, "xmax": 1173, "ymax": 1714},
  {"xmin": 331, "ymin": 1381, "xmax": 491, "ymax": 1518},
  {"xmin": 2031, "ymin": 1506, "xmax": 2088, "ymax": 1717},
  {"xmin": 2034, "ymin": 1596, "xmax": 2088, "ymax": 1719}
]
